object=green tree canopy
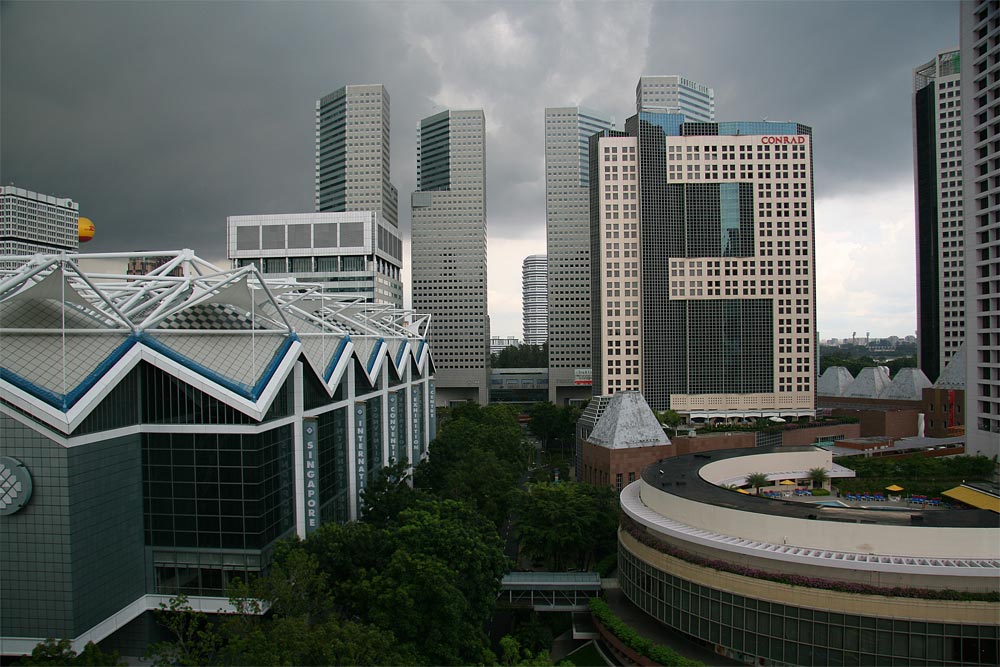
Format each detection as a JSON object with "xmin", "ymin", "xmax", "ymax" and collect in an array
[
  {"xmin": 516, "ymin": 482, "xmax": 618, "ymax": 570},
  {"xmin": 492, "ymin": 343, "xmax": 547, "ymax": 368}
]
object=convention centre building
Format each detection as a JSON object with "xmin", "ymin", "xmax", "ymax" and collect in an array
[
  {"xmin": 0, "ymin": 250, "xmax": 436, "ymax": 655},
  {"xmin": 619, "ymin": 446, "xmax": 999, "ymax": 666}
]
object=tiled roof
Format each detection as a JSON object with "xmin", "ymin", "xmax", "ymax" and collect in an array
[
  {"xmin": 881, "ymin": 367, "xmax": 933, "ymax": 400},
  {"xmin": 817, "ymin": 366, "xmax": 854, "ymax": 396},
  {"xmin": 934, "ymin": 345, "xmax": 966, "ymax": 389},
  {"xmin": 588, "ymin": 391, "xmax": 671, "ymax": 450}
]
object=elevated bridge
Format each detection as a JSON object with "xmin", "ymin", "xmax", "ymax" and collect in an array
[{"xmin": 497, "ymin": 572, "xmax": 603, "ymax": 611}]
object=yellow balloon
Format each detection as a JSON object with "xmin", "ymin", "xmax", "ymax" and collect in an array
[{"xmin": 78, "ymin": 217, "xmax": 95, "ymax": 243}]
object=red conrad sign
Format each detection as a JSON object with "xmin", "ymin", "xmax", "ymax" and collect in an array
[{"xmin": 761, "ymin": 136, "xmax": 806, "ymax": 145}]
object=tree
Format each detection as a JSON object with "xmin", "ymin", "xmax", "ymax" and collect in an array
[
  {"xmin": 745, "ymin": 472, "xmax": 769, "ymax": 495},
  {"xmin": 145, "ymin": 595, "xmax": 223, "ymax": 667},
  {"xmin": 528, "ymin": 402, "xmax": 580, "ymax": 456},
  {"xmin": 17, "ymin": 639, "xmax": 125, "ymax": 666},
  {"xmin": 516, "ymin": 482, "xmax": 618, "ymax": 570},
  {"xmin": 657, "ymin": 409, "xmax": 684, "ymax": 437},
  {"xmin": 807, "ymin": 467, "xmax": 829, "ymax": 489},
  {"xmin": 492, "ymin": 343, "xmax": 548, "ymax": 368},
  {"xmin": 360, "ymin": 460, "xmax": 421, "ymax": 526}
]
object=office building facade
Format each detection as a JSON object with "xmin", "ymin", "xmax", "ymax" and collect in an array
[
  {"xmin": 0, "ymin": 186, "xmax": 79, "ymax": 270},
  {"xmin": 315, "ymin": 84, "xmax": 398, "ymax": 229},
  {"xmin": 545, "ymin": 107, "xmax": 614, "ymax": 405},
  {"xmin": 227, "ymin": 212, "xmax": 403, "ymax": 306},
  {"xmin": 411, "ymin": 109, "xmax": 489, "ymax": 405},
  {"xmin": 0, "ymin": 250, "xmax": 435, "ymax": 656},
  {"xmin": 914, "ymin": 49, "xmax": 964, "ymax": 383},
  {"xmin": 522, "ymin": 254, "xmax": 548, "ymax": 345},
  {"xmin": 636, "ymin": 75, "xmax": 715, "ymax": 122},
  {"xmin": 593, "ymin": 114, "xmax": 816, "ymax": 418},
  {"xmin": 962, "ymin": 1, "xmax": 1000, "ymax": 457}
]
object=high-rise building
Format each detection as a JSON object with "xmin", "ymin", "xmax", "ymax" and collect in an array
[
  {"xmin": 545, "ymin": 106, "xmax": 614, "ymax": 405},
  {"xmin": 522, "ymin": 254, "xmax": 548, "ymax": 346},
  {"xmin": 227, "ymin": 212, "xmax": 403, "ymax": 305},
  {"xmin": 961, "ymin": 1, "xmax": 1000, "ymax": 457},
  {"xmin": 593, "ymin": 113, "xmax": 816, "ymax": 418},
  {"xmin": 914, "ymin": 49, "xmax": 964, "ymax": 383},
  {"xmin": 0, "ymin": 186, "xmax": 79, "ymax": 269},
  {"xmin": 315, "ymin": 84, "xmax": 399, "ymax": 229},
  {"xmin": 411, "ymin": 109, "xmax": 489, "ymax": 405},
  {"xmin": 636, "ymin": 75, "xmax": 715, "ymax": 121}
]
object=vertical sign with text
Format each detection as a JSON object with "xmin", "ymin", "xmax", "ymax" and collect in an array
[
  {"xmin": 355, "ymin": 403, "xmax": 367, "ymax": 511},
  {"xmin": 302, "ymin": 418, "xmax": 319, "ymax": 535}
]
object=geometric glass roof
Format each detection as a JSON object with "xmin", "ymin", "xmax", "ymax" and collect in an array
[{"xmin": 0, "ymin": 250, "xmax": 433, "ymax": 430}]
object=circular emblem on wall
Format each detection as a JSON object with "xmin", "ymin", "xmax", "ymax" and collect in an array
[{"xmin": 0, "ymin": 456, "xmax": 33, "ymax": 516}]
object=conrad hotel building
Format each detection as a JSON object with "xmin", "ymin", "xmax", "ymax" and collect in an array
[
  {"xmin": 0, "ymin": 251, "xmax": 435, "ymax": 655},
  {"xmin": 593, "ymin": 114, "xmax": 816, "ymax": 418}
]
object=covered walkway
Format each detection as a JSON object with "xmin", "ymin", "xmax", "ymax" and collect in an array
[{"xmin": 498, "ymin": 572, "xmax": 601, "ymax": 611}]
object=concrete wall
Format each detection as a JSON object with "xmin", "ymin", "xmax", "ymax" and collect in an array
[{"xmin": 639, "ymin": 478, "xmax": 999, "ymax": 559}]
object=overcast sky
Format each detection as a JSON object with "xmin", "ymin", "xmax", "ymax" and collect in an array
[{"xmin": 2, "ymin": 0, "xmax": 958, "ymax": 340}]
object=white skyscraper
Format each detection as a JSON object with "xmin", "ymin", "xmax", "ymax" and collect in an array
[
  {"xmin": 961, "ymin": 1, "xmax": 1000, "ymax": 456},
  {"xmin": 411, "ymin": 109, "xmax": 489, "ymax": 405},
  {"xmin": 914, "ymin": 49, "xmax": 964, "ymax": 383},
  {"xmin": 545, "ymin": 106, "xmax": 614, "ymax": 405},
  {"xmin": 0, "ymin": 186, "xmax": 79, "ymax": 269},
  {"xmin": 636, "ymin": 75, "xmax": 715, "ymax": 121},
  {"xmin": 522, "ymin": 254, "xmax": 548, "ymax": 346}
]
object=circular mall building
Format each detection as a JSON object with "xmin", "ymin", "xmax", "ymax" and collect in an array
[{"xmin": 618, "ymin": 446, "xmax": 999, "ymax": 666}]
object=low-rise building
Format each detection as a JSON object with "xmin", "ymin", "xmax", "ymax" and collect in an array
[
  {"xmin": 0, "ymin": 250, "xmax": 434, "ymax": 656},
  {"xmin": 620, "ymin": 447, "xmax": 1000, "ymax": 665}
]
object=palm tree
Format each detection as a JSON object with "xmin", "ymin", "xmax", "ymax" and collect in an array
[
  {"xmin": 745, "ymin": 472, "xmax": 769, "ymax": 495},
  {"xmin": 808, "ymin": 467, "xmax": 829, "ymax": 490}
]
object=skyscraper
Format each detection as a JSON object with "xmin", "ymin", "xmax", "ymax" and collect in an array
[
  {"xmin": 593, "ymin": 113, "xmax": 816, "ymax": 419},
  {"xmin": 227, "ymin": 212, "xmax": 403, "ymax": 305},
  {"xmin": 411, "ymin": 109, "xmax": 489, "ymax": 405},
  {"xmin": 636, "ymin": 75, "xmax": 715, "ymax": 121},
  {"xmin": 304, "ymin": 84, "xmax": 403, "ymax": 305},
  {"xmin": 522, "ymin": 254, "xmax": 548, "ymax": 346},
  {"xmin": 961, "ymin": 1, "xmax": 1000, "ymax": 457},
  {"xmin": 315, "ymin": 84, "xmax": 399, "ymax": 228},
  {"xmin": 0, "ymin": 186, "xmax": 79, "ymax": 270},
  {"xmin": 914, "ymin": 49, "xmax": 964, "ymax": 383},
  {"xmin": 545, "ymin": 106, "xmax": 614, "ymax": 404}
]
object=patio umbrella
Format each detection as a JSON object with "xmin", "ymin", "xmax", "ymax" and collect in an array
[
  {"xmin": 885, "ymin": 484, "xmax": 904, "ymax": 492},
  {"xmin": 779, "ymin": 479, "xmax": 796, "ymax": 485}
]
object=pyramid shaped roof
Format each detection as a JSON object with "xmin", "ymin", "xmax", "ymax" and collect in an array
[
  {"xmin": 588, "ymin": 392, "xmax": 671, "ymax": 450},
  {"xmin": 843, "ymin": 366, "xmax": 892, "ymax": 399},
  {"xmin": 935, "ymin": 345, "xmax": 966, "ymax": 389},
  {"xmin": 882, "ymin": 367, "xmax": 933, "ymax": 400},
  {"xmin": 817, "ymin": 366, "xmax": 854, "ymax": 396}
]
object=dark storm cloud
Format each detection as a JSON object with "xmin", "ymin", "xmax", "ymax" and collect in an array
[{"xmin": 1, "ymin": 0, "xmax": 958, "ymax": 260}]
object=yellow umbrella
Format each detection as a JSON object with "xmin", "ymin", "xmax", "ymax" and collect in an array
[
  {"xmin": 737, "ymin": 488, "xmax": 751, "ymax": 494},
  {"xmin": 886, "ymin": 484, "xmax": 904, "ymax": 492},
  {"xmin": 779, "ymin": 479, "xmax": 796, "ymax": 485}
]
